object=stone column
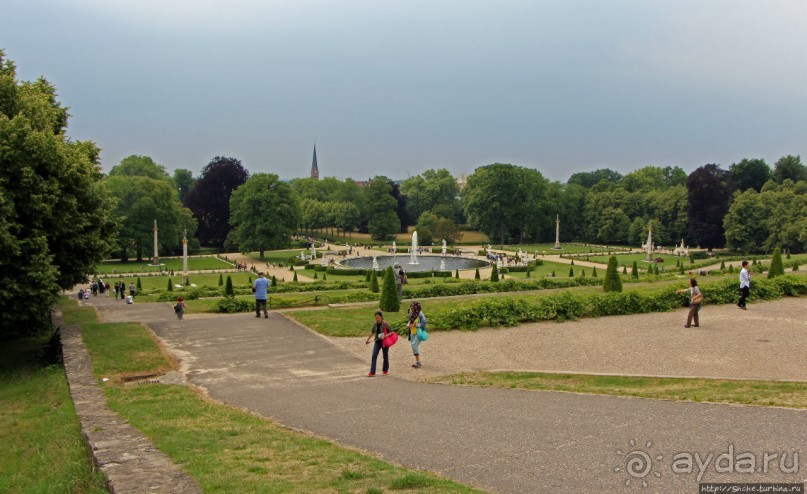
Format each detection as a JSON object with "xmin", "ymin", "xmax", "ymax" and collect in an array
[
  {"xmin": 152, "ymin": 219, "xmax": 159, "ymax": 265},
  {"xmin": 646, "ymin": 222, "xmax": 654, "ymax": 262},
  {"xmin": 182, "ymin": 230, "xmax": 189, "ymax": 286},
  {"xmin": 554, "ymin": 214, "xmax": 560, "ymax": 249}
]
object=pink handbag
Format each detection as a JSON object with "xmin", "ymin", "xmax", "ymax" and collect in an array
[{"xmin": 382, "ymin": 329, "xmax": 398, "ymax": 348}]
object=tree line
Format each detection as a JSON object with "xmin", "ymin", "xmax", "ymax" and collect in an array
[{"xmin": 2, "ymin": 49, "xmax": 806, "ymax": 336}]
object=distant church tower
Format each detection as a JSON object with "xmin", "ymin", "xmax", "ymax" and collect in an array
[{"xmin": 311, "ymin": 145, "xmax": 319, "ymax": 180}]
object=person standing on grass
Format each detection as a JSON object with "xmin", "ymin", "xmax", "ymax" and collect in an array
[
  {"xmin": 253, "ymin": 272, "xmax": 270, "ymax": 318},
  {"xmin": 365, "ymin": 310, "xmax": 391, "ymax": 377},
  {"xmin": 738, "ymin": 260, "xmax": 751, "ymax": 310},
  {"xmin": 407, "ymin": 301, "xmax": 426, "ymax": 368},
  {"xmin": 676, "ymin": 278, "xmax": 702, "ymax": 328}
]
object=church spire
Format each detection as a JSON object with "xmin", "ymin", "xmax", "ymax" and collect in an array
[{"xmin": 311, "ymin": 144, "xmax": 319, "ymax": 180}]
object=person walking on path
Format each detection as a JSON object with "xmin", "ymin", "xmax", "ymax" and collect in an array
[
  {"xmin": 738, "ymin": 261, "xmax": 751, "ymax": 310},
  {"xmin": 393, "ymin": 263, "xmax": 405, "ymax": 302},
  {"xmin": 407, "ymin": 301, "xmax": 426, "ymax": 368},
  {"xmin": 253, "ymin": 272, "xmax": 270, "ymax": 318},
  {"xmin": 676, "ymin": 278, "xmax": 702, "ymax": 328},
  {"xmin": 128, "ymin": 282, "xmax": 136, "ymax": 298},
  {"xmin": 365, "ymin": 310, "xmax": 391, "ymax": 377},
  {"xmin": 173, "ymin": 297, "xmax": 187, "ymax": 320}
]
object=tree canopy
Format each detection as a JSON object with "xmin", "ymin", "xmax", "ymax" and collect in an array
[
  {"xmin": 229, "ymin": 173, "xmax": 300, "ymax": 258},
  {"xmin": 686, "ymin": 164, "xmax": 735, "ymax": 250},
  {"xmin": 184, "ymin": 156, "xmax": 249, "ymax": 246},
  {"xmin": 0, "ymin": 50, "xmax": 116, "ymax": 336}
]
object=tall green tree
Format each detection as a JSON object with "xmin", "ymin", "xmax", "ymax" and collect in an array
[
  {"xmin": 172, "ymin": 168, "xmax": 195, "ymax": 202},
  {"xmin": 730, "ymin": 158, "xmax": 771, "ymax": 192},
  {"xmin": 362, "ymin": 177, "xmax": 400, "ymax": 240},
  {"xmin": 686, "ymin": 164, "xmax": 735, "ymax": 249},
  {"xmin": 109, "ymin": 155, "xmax": 170, "ymax": 180},
  {"xmin": 463, "ymin": 163, "xmax": 548, "ymax": 244},
  {"xmin": 773, "ymin": 155, "xmax": 807, "ymax": 183},
  {"xmin": 0, "ymin": 51, "xmax": 116, "ymax": 336},
  {"xmin": 229, "ymin": 173, "xmax": 300, "ymax": 259},
  {"xmin": 401, "ymin": 168, "xmax": 463, "ymax": 223},
  {"xmin": 184, "ymin": 156, "xmax": 249, "ymax": 246},
  {"xmin": 568, "ymin": 168, "xmax": 623, "ymax": 188},
  {"xmin": 106, "ymin": 174, "xmax": 193, "ymax": 261}
]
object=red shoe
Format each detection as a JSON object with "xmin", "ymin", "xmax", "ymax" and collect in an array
[
  {"xmin": 382, "ymin": 371, "xmax": 388, "ymax": 375},
  {"xmin": 367, "ymin": 372, "xmax": 375, "ymax": 377}
]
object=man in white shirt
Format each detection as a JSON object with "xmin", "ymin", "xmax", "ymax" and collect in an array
[{"xmin": 738, "ymin": 260, "xmax": 751, "ymax": 310}]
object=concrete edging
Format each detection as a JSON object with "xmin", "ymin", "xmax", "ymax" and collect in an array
[{"xmin": 54, "ymin": 310, "xmax": 201, "ymax": 494}]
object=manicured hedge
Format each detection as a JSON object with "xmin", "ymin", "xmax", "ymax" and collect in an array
[{"xmin": 427, "ymin": 275, "xmax": 807, "ymax": 330}]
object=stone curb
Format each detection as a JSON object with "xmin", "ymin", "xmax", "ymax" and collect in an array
[{"xmin": 54, "ymin": 310, "xmax": 201, "ymax": 494}]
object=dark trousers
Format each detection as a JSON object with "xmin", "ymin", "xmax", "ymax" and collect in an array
[
  {"xmin": 686, "ymin": 304, "xmax": 700, "ymax": 326},
  {"xmin": 370, "ymin": 340, "xmax": 389, "ymax": 374},
  {"xmin": 738, "ymin": 286, "xmax": 750, "ymax": 308},
  {"xmin": 255, "ymin": 299, "xmax": 268, "ymax": 317}
]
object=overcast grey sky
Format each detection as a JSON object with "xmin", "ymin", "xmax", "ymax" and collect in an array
[{"xmin": 2, "ymin": 0, "xmax": 805, "ymax": 182}]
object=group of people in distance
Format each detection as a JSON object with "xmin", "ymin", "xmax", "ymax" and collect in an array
[{"xmin": 676, "ymin": 260, "xmax": 752, "ymax": 328}]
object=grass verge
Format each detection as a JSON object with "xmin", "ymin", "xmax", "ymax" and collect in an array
[
  {"xmin": 428, "ymin": 371, "xmax": 807, "ymax": 408},
  {"xmin": 59, "ymin": 299, "xmax": 484, "ymax": 493},
  {"xmin": 0, "ymin": 332, "xmax": 108, "ymax": 493}
]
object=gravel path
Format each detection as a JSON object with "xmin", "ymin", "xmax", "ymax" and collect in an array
[{"xmin": 329, "ymin": 297, "xmax": 807, "ymax": 381}]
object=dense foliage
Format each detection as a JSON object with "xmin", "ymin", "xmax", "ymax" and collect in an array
[{"xmin": 0, "ymin": 51, "xmax": 116, "ymax": 336}]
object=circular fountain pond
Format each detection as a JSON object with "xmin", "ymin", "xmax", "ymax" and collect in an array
[{"xmin": 339, "ymin": 255, "xmax": 489, "ymax": 273}]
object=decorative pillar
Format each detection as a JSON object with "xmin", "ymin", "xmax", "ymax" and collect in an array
[
  {"xmin": 182, "ymin": 229, "xmax": 189, "ymax": 286},
  {"xmin": 646, "ymin": 222, "xmax": 654, "ymax": 262},
  {"xmin": 554, "ymin": 214, "xmax": 561, "ymax": 249},
  {"xmin": 152, "ymin": 219, "xmax": 159, "ymax": 265}
]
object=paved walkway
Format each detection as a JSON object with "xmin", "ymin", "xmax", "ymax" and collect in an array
[{"xmin": 85, "ymin": 293, "xmax": 807, "ymax": 493}]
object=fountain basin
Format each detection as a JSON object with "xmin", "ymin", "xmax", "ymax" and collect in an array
[{"xmin": 339, "ymin": 255, "xmax": 488, "ymax": 273}]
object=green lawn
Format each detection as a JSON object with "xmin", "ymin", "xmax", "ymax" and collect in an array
[
  {"xmin": 60, "ymin": 300, "xmax": 484, "ymax": 494},
  {"xmin": 499, "ymin": 243, "xmax": 632, "ymax": 254},
  {"xmin": 429, "ymin": 371, "xmax": 807, "ymax": 408},
  {"xmin": 0, "ymin": 332, "xmax": 108, "ymax": 493},
  {"xmin": 95, "ymin": 256, "xmax": 235, "ymax": 274}
]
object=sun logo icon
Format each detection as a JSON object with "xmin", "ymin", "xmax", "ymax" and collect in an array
[{"xmin": 614, "ymin": 439, "xmax": 663, "ymax": 488}]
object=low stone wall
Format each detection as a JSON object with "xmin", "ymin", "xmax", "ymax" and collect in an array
[{"xmin": 55, "ymin": 310, "xmax": 201, "ymax": 494}]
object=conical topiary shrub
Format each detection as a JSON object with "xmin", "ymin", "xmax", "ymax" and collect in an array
[
  {"xmin": 293, "ymin": 271, "xmax": 298, "ymax": 282},
  {"xmin": 490, "ymin": 264, "xmax": 499, "ymax": 282},
  {"xmin": 580, "ymin": 269, "xmax": 586, "ymax": 277},
  {"xmin": 136, "ymin": 277, "xmax": 142, "ymax": 291},
  {"xmin": 369, "ymin": 270, "xmax": 379, "ymax": 293},
  {"xmin": 728, "ymin": 264, "xmax": 735, "ymax": 274},
  {"xmin": 569, "ymin": 267, "xmax": 574, "ymax": 277},
  {"xmin": 380, "ymin": 267, "xmax": 400, "ymax": 312},
  {"xmin": 323, "ymin": 273, "xmax": 327, "ymax": 281},
  {"xmin": 720, "ymin": 260, "xmax": 726, "ymax": 270},
  {"xmin": 631, "ymin": 261, "xmax": 638, "ymax": 279},
  {"xmin": 653, "ymin": 264, "xmax": 659, "ymax": 276},
  {"xmin": 768, "ymin": 247, "xmax": 785, "ymax": 279},
  {"xmin": 592, "ymin": 266, "xmax": 598, "ymax": 278},
  {"xmin": 225, "ymin": 275, "xmax": 234, "ymax": 297},
  {"xmin": 219, "ymin": 273, "xmax": 223, "ymax": 286},
  {"xmin": 475, "ymin": 268, "xmax": 481, "ymax": 280},
  {"xmin": 167, "ymin": 278, "xmax": 173, "ymax": 291},
  {"xmin": 365, "ymin": 270, "xmax": 371, "ymax": 282},
  {"xmin": 455, "ymin": 270, "xmax": 459, "ymax": 279},
  {"xmin": 271, "ymin": 275, "xmax": 277, "ymax": 287},
  {"xmin": 526, "ymin": 268, "xmax": 531, "ymax": 278},
  {"xmin": 793, "ymin": 262, "xmax": 799, "ymax": 272},
  {"xmin": 313, "ymin": 272, "xmax": 318, "ymax": 279},
  {"xmin": 622, "ymin": 266, "xmax": 627, "ymax": 275},
  {"xmin": 603, "ymin": 256, "xmax": 623, "ymax": 292},
  {"xmin": 679, "ymin": 264, "xmax": 685, "ymax": 275}
]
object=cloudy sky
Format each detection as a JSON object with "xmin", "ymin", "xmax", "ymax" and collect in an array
[{"xmin": 2, "ymin": 0, "xmax": 805, "ymax": 182}]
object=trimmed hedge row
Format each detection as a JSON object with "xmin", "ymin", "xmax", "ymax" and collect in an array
[
  {"xmin": 402, "ymin": 277, "xmax": 602, "ymax": 299},
  {"xmin": 427, "ymin": 275, "xmax": 807, "ymax": 330}
]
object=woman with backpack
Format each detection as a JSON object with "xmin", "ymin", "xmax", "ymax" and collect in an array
[
  {"xmin": 407, "ymin": 301, "xmax": 427, "ymax": 368},
  {"xmin": 365, "ymin": 310, "xmax": 393, "ymax": 377},
  {"xmin": 676, "ymin": 278, "xmax": 702, "ymax": 328}
]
